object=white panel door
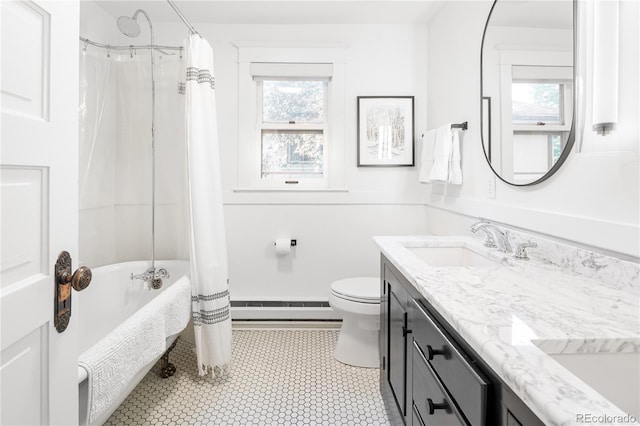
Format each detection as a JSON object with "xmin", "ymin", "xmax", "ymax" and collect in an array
[{"xmin": 1, "ymin": 1, "xmax": 80, "ymax": 425}]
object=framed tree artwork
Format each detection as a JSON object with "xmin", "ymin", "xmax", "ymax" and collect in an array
[{"xmin": 357, "ymin": 96, "xmax": 415, "ymax": 167}]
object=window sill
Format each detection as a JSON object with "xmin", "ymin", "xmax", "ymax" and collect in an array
[{"xmin": 513, "ymin": 125, "xmax": 571, "ymax": 132}]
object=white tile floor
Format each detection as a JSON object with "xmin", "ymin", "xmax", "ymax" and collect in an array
[{"xmin": 105, "ymin": 329, "xmax": 394, "ymax": 425}]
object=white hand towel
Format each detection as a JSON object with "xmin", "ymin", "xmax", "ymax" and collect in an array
[
  {"xmin": 429, "ymin": 123, "xmax": 453, "ymax": 182},
  {"xmin": 419, "ymin": 130, "xmax": 437, "ymax": 183},
  {"xmin": 448, "ymin": 130, "xmax": 463, "ymax": 185}
]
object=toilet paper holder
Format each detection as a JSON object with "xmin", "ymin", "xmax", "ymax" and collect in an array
[{"xmin": 273, "ymin": 239, "xmax": 297, "ymax": 247}]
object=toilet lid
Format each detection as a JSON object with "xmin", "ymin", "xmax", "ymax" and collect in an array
[{"xmin": 331, "ymin": 277, "xmax": 380, "ymax": 303}]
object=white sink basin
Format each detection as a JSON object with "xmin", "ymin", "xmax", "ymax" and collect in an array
[
  {"xmin": 406, "ymin": 246, "xmax": 500, "ymax": 267},
  {"xmin": 549, "ymin": 351, "xmax": 640, "ymax": 418}
]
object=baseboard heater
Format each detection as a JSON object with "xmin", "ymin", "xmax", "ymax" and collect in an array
[{"xmin": 230, "ymin": 300, "xmax": 340, "ymax": 320}]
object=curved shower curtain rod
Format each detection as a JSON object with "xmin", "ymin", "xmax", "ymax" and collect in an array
[{"xmin": 79, "ymin": 36, "xmax": 183, "ymax": 55}]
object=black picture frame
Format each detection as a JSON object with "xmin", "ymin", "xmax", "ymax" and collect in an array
[{"xmin": 357, "ymin": 96, "xmax": 415, "ymax": 167}]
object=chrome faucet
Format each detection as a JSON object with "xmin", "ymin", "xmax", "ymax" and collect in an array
[
  {"xmin": 470, "ymin": 221, "xmax": 512, "ymax": 253},
  {"xmin": 470, "ymin": 221, "xmax": 497, "ymax": 248},
  {"xmin": 131, "ymin": 267, "xmax": 170, "ymax": 289}
]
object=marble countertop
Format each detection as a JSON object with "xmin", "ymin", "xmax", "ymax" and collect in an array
[{"xmin": 374, "ymin": 235, "xmax": 640, "ymax": 426}]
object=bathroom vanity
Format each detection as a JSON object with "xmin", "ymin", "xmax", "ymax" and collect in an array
[{"xmin": 377, "ymin": 235, "xmax": 639, "ymax": 426}]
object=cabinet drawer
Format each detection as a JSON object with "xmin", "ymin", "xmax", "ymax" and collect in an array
[
  {"xmin": 412, "ymin": 300, "xmax": 488, "ymax": 426},
  {"xmin": 413, "ymin": 343, "xmax": 466, "ymax": 426}
]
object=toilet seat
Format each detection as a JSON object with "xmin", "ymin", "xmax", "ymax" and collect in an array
[{"xmin": 330, "ymin": 277, "xmax": 380, "ymax": 304}]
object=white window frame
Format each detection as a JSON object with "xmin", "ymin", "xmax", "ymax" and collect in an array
[
  {"xmin": 511, "ymin": 65, "xmax": 573, "ymax": 132},
  {"xmin": 255, "ymin": 77, "xmax": 329, "ymax": 188},
  {"xmin": 509, "ymin": 67, "xmax": 573, "ymax": 182},
  {"xmin": 236, "ymin": 45, "xmax": 346, "ymax": 191},
  {"xmin": 496, "ymin": 49, "xmax": 573, "ymax": 180}
]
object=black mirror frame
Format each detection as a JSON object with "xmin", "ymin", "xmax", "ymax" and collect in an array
[{"xmin": 480, "ymin": 0, "xmax": 578, "ymax": 187}]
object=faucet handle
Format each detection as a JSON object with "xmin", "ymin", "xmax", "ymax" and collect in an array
[{"xmin": 514, "ymin": 241, "xmax": 537, "ymax": 260}]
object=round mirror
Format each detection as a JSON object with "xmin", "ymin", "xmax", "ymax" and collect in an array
[{"xmin": 481, "ymin": 0, "xmax": 576, "ymax": 186}]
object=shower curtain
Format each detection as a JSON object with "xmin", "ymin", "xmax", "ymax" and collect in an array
[
  {"xmin": 79, "ymin": 48, "xmax": 116, "ymax": 266},
  {"xmin": 79, "ymin": 45, "xmax": 187, "ymax": 268},
  {"xmin": 185, "ymin": 35, "xmax": 232, "ymax": 376}
]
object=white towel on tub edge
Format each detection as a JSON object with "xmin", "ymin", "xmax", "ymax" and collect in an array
[{"xmin": 78, "ymin": 276, "xmax": 191, "ymax": 424}]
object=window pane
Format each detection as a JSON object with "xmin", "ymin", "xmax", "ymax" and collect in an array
[
  {"xmin": 550, "ymin": 134, "xmax": 563, "ymax": 164},
  {"xmin": 513, "ymin": 133, "xmax": 550, "ymax": 174},
  {"xmin": 262, "ymin": 80, "xmax": 324, "ymax": 123},
  {"xmin": 261, "ymin": 130, "xmax": 324, "ymax": 179},
  {"xmin": 512, "ymin": 131, "xmax": 565, "ymax": 178},
  {"xmin": 512, "ymin": 83, "xmax": 562, "ymax": 125}
]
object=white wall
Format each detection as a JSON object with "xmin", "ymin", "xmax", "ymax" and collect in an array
[
  {"xmin": 225, "ymin": 204, "xmax": 428, "ymax": 300},
  {"xmin": 80, "ymin": 0, "xmax": 638, "ymax": 306},
  {"xmin": 426, "ymin": 0, "xmax": 639, "ymax": 259},
  {"xmin": 80, "ymin": 16, "xmax": 431, "ymax": 299},
  {"xmin": 194, "ymin": 23, "xmax": 430, "ymax": 300}
]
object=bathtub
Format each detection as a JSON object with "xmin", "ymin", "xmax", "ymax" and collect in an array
[{"xmin": 77, "ymin": 260, "xmax": 190, "ymax": 426}]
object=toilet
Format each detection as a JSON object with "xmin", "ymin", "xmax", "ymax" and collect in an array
[{"xmin": 329, "ymin": 277, "xmax": 381, "ymax": 368}]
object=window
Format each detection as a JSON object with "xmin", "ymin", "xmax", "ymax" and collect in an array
[
  {"xmin": 257, "ymin": 79, "xmax": 328, "ymax": 182},
  {"xmin": 510, "ymin": 66, "xmax": 572, "ymax": 182},
  {"xmin": 512, "ymin": 82, "xmax": 564, "ymax": 125},
  {"xmin": 237, "ymin": 46, "xmax": 345, "ymax": 191}
]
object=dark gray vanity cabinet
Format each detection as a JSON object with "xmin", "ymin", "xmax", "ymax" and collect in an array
[
  {"xmin": 411, "ymin": 342, "xmax": 466, "ymax": 426},
  {"xmin": 411, "ymin": 299, "xmax": 488, "ymax": 425},
  {"xmin": 381, "ymin": 259, "xmax": 413, "ymax": 423},
  {"xmin": 380, "ymin": 255, "xmax": 544, "ymax": 426}
]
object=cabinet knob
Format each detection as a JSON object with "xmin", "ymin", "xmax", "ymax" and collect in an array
[
  {"xmin": 402, "ymin": 326, "xmax": 412, "ymax": 337},
  {"xmin": 427, "ymin": 398, "xmax": 449, "ymax": 414},
  {"xmin": 426, "ymin": 344, "xmax": 447, "ymax": 360}
]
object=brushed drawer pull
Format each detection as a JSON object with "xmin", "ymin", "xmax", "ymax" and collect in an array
[
  {"xmin": 402, "ymin": 326, "xmax": 413, "ymax": 337},
  {"xmin": 426, "ymin": 344, "xmax": 446, "ymax": 360},
  {"xmin": 427, "ymin": 398, "xmax": 449, "ymax": 414}
]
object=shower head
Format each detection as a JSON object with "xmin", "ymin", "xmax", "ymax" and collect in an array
[{"xmin": 117, "ymin": 15, "xmax": 141, "ymax": 38}]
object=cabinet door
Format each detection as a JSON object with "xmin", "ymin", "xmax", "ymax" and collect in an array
[
  {"xmin": 502, "ymin": 387, "xmax": 545, "ymax": 426},
  {"xmin": 413, "ymin": 405, "xmax": 426, "ymax": 426},
  {"xmin": 506, "ymin": 411, "xmax": 523, "ymax": 426},
  {"xmin": 389, "ymin": 283, "xmax": 408, "ymax": 417}
]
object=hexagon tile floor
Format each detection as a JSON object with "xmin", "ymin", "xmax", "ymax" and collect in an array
[{"xmin": 104, "ymin": 329, "xmax": 394, "ymax": 425}]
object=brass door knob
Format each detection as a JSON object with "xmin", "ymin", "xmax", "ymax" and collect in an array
[
  {"xmin": 54, "ymin": 251, "xmax": 92, "ymax": 333},
  {"xmin": 57, "ymin": 262, "xmax": 92, "ymax": 291},
  {"xmin": 70, "ymin": 266, "xmax": 92, "ymax": 291}
]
